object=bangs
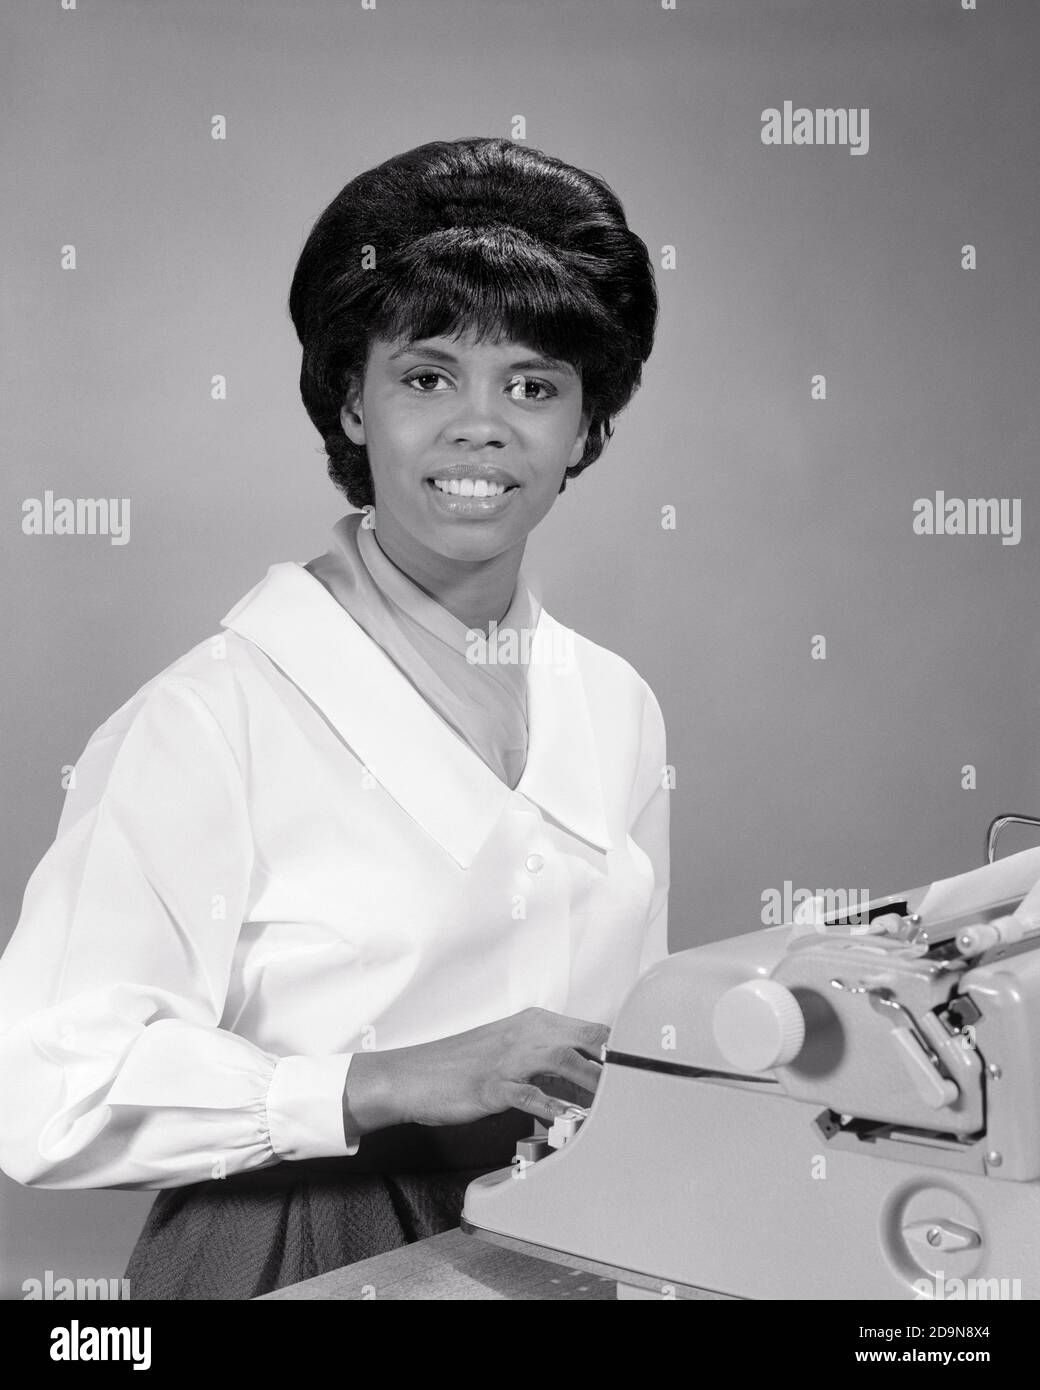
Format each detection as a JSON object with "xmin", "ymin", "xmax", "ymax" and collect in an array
[{"xmin": 367, "ymin": 225, "xmax": 612, "ymax": 372}]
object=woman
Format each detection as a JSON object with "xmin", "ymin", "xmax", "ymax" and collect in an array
[{"xmin": 0, "ymin": 137, "xmax": 669, "ymax": 1298}]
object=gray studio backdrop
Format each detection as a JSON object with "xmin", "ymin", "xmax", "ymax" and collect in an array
[{"xmin": 2, "ymin": 0, "xmax": 1037, "ymax": 1297}]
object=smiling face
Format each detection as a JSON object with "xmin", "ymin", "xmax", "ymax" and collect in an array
[{"xmin": 339, "ymin": 326, "xmax": 590, "ymax": 566}]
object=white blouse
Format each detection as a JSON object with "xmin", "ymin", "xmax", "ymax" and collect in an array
[{"xmin": 0, "ymin": 554, "xmax": 670, "ymax": 1190}]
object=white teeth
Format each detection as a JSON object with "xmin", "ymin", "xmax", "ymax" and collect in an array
[{"xmin": 432, "ymin": 478, "xmax": 509, "ymax": 497}]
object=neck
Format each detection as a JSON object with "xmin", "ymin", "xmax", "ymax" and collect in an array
[{"xmin": 369, "ymin": 511, "xmax": 524, "ymax": 633}]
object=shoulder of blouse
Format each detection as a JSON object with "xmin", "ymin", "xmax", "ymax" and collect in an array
[
  {"xmin": 68, "ymin": 630, "xmax": 260, "ymax": 800},
  {"xmin": 551, "ymin": 616, "xmax": 662, "ymax": 717}
]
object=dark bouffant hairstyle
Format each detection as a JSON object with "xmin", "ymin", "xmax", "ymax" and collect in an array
[{"xmin": 288, "ymin": 137, "xmax": 658, "ymax": 510}]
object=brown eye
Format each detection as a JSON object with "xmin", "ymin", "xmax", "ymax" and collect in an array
[
  {"xmin": 508, "ymin": 376, "xmax": 556, "ymax": 402},
  {"xmin": 404, "ymin": 371, "xmax": 449, "ymax": 391}
]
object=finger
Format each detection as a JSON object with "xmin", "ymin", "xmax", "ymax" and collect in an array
[
  {"xmin": 533, "ymin": 1045, "xmax": 604, "ymax": 1095},
  {"xmin": 530, "ymin": 1072, "xmax": 596, "ymax": 1109},
  {"xmin": 558, "ymin": 1017, "xmax": 611, "ymax": 1058},
  {"xmin": 500, "ymin": 1080, "xmax": 578, "ymax": 1127}
]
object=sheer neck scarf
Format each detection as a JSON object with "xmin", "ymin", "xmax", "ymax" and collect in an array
[{"xmin": 303, "ymin": 512, "xmax": 541, "ymax": 791}]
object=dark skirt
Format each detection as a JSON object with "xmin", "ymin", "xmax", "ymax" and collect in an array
[{"xmin": 124, "ymin": 1110, "xmax": 532, "ymax": 1300}]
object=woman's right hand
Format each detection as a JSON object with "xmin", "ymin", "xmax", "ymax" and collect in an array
[{"xmin": 342, "ymin": 1008, "xmax": 610, "ymax": 1133}]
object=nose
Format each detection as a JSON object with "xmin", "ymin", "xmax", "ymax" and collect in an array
[{"xmin": 444, "ymin": 381, "xmax": 512, "ymax": 448}]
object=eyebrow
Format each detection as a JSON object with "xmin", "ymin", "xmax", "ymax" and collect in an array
[{"xmin": 386, "ymin": 342, "xmax": 575, "ymax": 374}]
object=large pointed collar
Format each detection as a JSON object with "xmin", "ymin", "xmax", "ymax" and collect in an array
[{"xmin": 220, "ymin": 561, "xmax": 613, "ymax": 868}]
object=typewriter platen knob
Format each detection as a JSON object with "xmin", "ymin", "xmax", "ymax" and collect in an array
[{"xmin": 713, "ymin": 979, "xmax": 806, "ymax": 1072}]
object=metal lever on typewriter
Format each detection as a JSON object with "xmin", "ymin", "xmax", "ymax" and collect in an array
[
  {"xmin": 986, "ymin": 813, "xmax": 1040, "ymax": 864},
  {"xmin": 830, "ymin": 979, "xmax": 959, "ymax": 1109}
]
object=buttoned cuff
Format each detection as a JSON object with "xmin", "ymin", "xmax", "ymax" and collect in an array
[{"xmin": 266, "ymin": 1053, "xmax": 360, "ymax": 1160}]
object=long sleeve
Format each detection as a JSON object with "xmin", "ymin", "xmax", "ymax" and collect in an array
[
  {"xmin": 630, "ymin": 681, "xmax": 670, "ymax": 974},
  {"xmin": 0, "ymin": 678, "xmax": 356, "ymax": 1191}
]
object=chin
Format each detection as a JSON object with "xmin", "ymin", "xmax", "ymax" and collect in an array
[{"xmin": 428, "ymin": 524, "xmax": 523, "ymax": 561}]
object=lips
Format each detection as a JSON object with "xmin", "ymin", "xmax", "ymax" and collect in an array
[
  {"xmin": 425, "ymin": 464, "xmax": 519, "ymax": 488},
  {"xmin": 424, "ymin": 466, "xmax": 522, "ymax": 516}
]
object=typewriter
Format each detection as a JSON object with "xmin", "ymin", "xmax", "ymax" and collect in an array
[{"xmin": 462, "ymin": 817, "xmax": 1040, "ymax": 1299}]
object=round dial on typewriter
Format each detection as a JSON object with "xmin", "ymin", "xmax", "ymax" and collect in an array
[{"xmin": 712, "ymin": 978, "xmax": 806, "ymax": 1072}]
